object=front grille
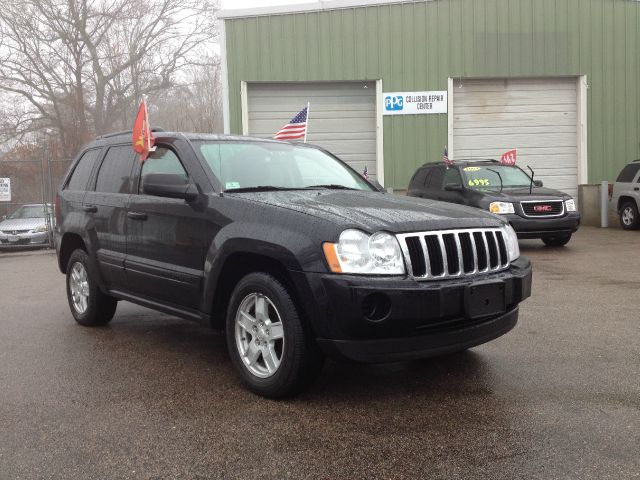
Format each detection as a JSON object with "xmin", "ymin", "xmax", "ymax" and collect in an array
[
  {"xmin": 397, "ymin": 228, "xmax": 510, "ymax": 280},
  {"xmin": 520, "ymin": 200, "xmax": 565, "ymax": 217},
  {"xmin": 1, "ymin": 229, "xmax": 30, "ymax": 234}
]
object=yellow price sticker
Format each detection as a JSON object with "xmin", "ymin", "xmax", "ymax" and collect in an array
[
  {"xmin": 468, "ymin": 178, "xmax": 491, "ymax": 187},
  {"xmin": 463, "ymin": 167, "xmax": 481, "ymax": 172}
]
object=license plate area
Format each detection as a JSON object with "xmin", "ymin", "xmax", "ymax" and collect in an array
[
  {"xmin": 464, "ymin": 282, "xmax": 506, "ymax": 319},
  {"xmin": 7, "ymin": 235, "xmax": 19, "ymax": 242}
]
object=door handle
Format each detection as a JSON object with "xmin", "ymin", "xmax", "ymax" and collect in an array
[
  {"xmin": 127, "ymin": 212, "xmax": 148, "ymax": 221},
  {"xmin": 634, "ymin": 187, "xmax": 639, "ymax": 191},
  {"xmin": 82, "ymin": 205, "xmax": 97, "ymax": 213}
]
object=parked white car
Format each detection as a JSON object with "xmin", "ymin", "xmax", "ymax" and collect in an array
[{"xmin": 0, "ymin": 204, "xmax": 54, "ymax": 247}]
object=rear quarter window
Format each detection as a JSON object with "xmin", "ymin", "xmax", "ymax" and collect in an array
[
  {"xmin": 66, "ymin": 149, "xmax": 101, "ymax": 191},
  {"xmin": 616, "ymin": 163, "xmax": 640, "ymax": 183},
  {"xmin": 409, "ymin": 168, "xmax": 428, "ymax": 190}
]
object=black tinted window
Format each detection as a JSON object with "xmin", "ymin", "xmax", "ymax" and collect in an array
[
  {"xmin": 95, "ymin": 146, "xmax": 135, "ymax": 193},
  {"xmin": 616, "ymin": 163, "xmax": 640, "ymax": 183},
  {"xmin": 66, "ymin": 149, "xmax": 100, "ymax": 191},
  {"xmin": 427, "ymin": 167, "xmax": 445, "ymax": 189},
  {"xmin": 444, "ymin": 168, "xmax": 463, "ymax": 187},
  {"xmin": 409, "ymin": 168, "xmax": 428, "ymax": 189}
]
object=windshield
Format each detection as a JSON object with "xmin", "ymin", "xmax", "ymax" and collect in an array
[
  {"xmin": 7, "ymin": 205, "xmax": 51, "ymax": 219},
  {"xmin": 462, "ymin": 165, "xmax": 532, "ymax": 191},
  {"xmin": 196, "ymin": 141, "xmax": 373, "ymax": 192}
]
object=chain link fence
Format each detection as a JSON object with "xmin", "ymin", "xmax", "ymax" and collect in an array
[{"xmin": 0, "ymin": 155, "xmax": 73, "ymax": 250}]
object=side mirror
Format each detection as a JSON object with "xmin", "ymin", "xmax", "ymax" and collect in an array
[
  {"xmin": 369, "ymin": 179, "xmax": 386, "ymax": 192},
  {"xmin": 444, "ymin": 183, "xmax": 463, "ymax": 192},
  {"xmin": 142, "ymin": 173, "xmax": 198, "ymax": 201},
  {"xmin": 534, "ymin": 180, "xmax": 543, "ymax": 187}
]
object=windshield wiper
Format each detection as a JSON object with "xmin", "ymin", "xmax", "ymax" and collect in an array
[
  {"xmin": 303, "ymin": 184, "xmax": 357, "ymax": 190},
  {"xmin": 223, "ymin": 185, "xmax": 302, "ymax": 193}
]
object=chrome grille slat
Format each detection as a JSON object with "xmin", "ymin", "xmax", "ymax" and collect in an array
[{"xmin": 397, "ymin": 228, "xmax": 511, "ymax": 281}]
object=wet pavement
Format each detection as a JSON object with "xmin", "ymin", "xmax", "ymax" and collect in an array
[{"xmin": 0, "ymin": 226, "xmax": 639, "ymax": 479}]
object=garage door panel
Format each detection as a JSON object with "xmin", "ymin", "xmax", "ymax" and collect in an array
[
  {"xmin": 247, "ymin": 81, "xmax": 378, "ymax": 181},
  {"xmin": 455, "ymin": 125, "xmax": 576, "ymax": 137},
  {"xmin": 454, "ymin": 104, "xmax": 576, "ymax": 115},
  {"xmin": 454, "ymin": 112, "xmax": 577, "ymax": 127},
  {"xmin": 453, "ymin": 77, "xmax": 578, "ymax": 196}
]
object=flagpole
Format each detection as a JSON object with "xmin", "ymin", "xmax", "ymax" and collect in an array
[{"xmin": 304, "ymin": 102, "xmax": 310, "ymax": 143}]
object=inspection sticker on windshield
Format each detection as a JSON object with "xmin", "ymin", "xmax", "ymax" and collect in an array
[
  {"xmin": 463, "ymin": 167, "xmax": 481, "ymax": 172},
  {"xmin": 225, "ymin": 182, "xmax": 240, "ymax": 189}
]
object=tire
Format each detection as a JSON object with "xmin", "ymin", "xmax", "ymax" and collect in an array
[
  {"xmin": 66, "ymin": 249, "xmax": 117, "ymax": 326},
  {"xmin": 542, "ymin": 234, "xmax": 572, "ymax": 247},
  {"xmin": 225, "ymin": 272, "xmax": 324, "ymax": 398},
  {"xmin": 619, "ymin": 201, "xmax": 640, "ymax": 230}
]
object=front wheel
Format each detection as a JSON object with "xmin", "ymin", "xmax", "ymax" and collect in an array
[
  {"xmin": 66, "ymin": 249, "xmax": 117, "ymax": 326},
  {"xmin": 225, "ymin": 272, "xmax": 324, "ymax": 398},
  {"xmin": 619, "ymin": 201, "xmax": 640, "ymax": 230},
  {"xmin": 542, "ymin": 234, "xmax": 572, "ymax": 247}
]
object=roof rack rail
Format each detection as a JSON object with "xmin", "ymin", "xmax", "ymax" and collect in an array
[{"xmin": 95, "ymin": 127, "xmax": 165, "ymax": 140}]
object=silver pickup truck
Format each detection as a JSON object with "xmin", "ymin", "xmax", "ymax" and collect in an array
[{"xmin": 610, "ymin": 160, "xmax": 640, "ymax": 230}]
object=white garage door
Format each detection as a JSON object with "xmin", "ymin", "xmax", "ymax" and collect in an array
[
  {"xmin": 452, "ymin": 78, "xmax": 578, "ymax": 198},
  {"xmin": 246, "ymin": 81, "xmax": 377, "ymax": 180}
]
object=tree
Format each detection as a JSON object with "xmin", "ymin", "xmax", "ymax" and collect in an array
[{"xmin": 0, "ymin": 0, "xmax": 219, "ymax": 157}]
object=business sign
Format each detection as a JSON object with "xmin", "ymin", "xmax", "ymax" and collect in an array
[
  {"xmin": 382, "ymin": 91, "xmax": 447, "ymax": 115},
  {"xmin": 0, "ymin": 178, "xmax": 10, "ymax": 202}
]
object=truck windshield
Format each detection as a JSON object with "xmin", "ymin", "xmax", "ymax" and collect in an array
[
  {"xmin": 462, "ymin": 165, "xmax": 532, "ymax": 191},
  {"xmin": 196, "ymin": 142, "xmax": 373, "ymax": 192}
]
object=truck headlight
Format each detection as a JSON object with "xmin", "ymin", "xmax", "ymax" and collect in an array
[
  {"xmin": 565, "ymin": 199, "xmax": 577, "ymax": 212},
  {"xmin": 489, "ymin": 202, "xmax": 515, "ymax": 214},
  {"xmin": 323, "ymin": 229, "xmax": 405, "ymax": 274},
  {"xmin": 502, "ymin": 224, "xmax": 520, "ymax": 262}
]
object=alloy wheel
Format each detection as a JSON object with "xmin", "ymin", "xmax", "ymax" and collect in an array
[
  {"xmin": 234, "ymin": 293, "xmax": 285, "ymax": 378},
  {"xmin": 622, "ymin": 206, "xmax": 635, "ymax": 226},
  {"xmin": 69, "ymin": 262, "xmax": 90, "ymax": 314}
]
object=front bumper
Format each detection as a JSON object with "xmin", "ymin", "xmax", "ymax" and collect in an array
[
  {"xmin": 505, "ymin": 212, "xmax": 581, "ymax": 239},
  {"xmin": 298, "ymin": 257, "xmax": 532, "ymax": 363},
  {"xmin": 0, "ymin": 231, "xmax": 49, "ymax": 246}
]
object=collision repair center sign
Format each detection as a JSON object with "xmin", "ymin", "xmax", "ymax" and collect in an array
[
  {"xmin": 383, "ymin": 91, "xmax": 447, "ymax": 115},
  {"xmin": 0, "ymin": 178, "xmax": 10, "ymax": 202}
]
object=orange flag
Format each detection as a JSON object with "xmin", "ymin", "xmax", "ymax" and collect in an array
[{"xmin": 132, "ymin": 99, "xmax": 155, "ymax": 162}]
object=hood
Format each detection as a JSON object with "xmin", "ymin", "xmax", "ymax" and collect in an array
[
  {"xmin": 230, "ymin": 190, "xmax": 505, "ymax": 233},
  {"xmin": 481, "ymin": 186, "xmax": 571, "ymax": 202},
  {"xmin": 0, "ymin": 217, "xmax": 46, "ymax": 232}
]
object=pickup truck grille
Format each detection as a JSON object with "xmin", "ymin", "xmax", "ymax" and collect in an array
[
  {"xmin": 520, "ymin": 200, "xmax": 565, "ymax": 217},
  {"xmin": 397, "ymin": 228, "xmax": 510, "ymax": 280}
]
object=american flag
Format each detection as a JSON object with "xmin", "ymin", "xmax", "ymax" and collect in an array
[
  {"xmin": 362, "ymin": 165, "xmax": 369, "ymax": 180},
  {"xmin": 274, "ymin": 106, "xmax": 308, "ymax": 141},
  {"xmin": 443, "ymin": 147, "xmax": 454, "ymax": 167}
]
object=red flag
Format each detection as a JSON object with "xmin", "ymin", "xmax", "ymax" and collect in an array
[
  {"xmin": 500, "ymin": 149, "xmax": 517, "ymax": 166},
  {"xmin": 132, "ymin": 99, "xmax": 155, "ymax": 162}
]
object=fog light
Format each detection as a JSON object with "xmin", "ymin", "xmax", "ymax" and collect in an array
[{"xmin": 361, "ymin": 293, "xmax": 391, "ymax": 322}]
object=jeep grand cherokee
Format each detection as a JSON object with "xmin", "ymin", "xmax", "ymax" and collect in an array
[{"xmin": 55, "ymin": 132, "xmax": 532, "ymax": 397}]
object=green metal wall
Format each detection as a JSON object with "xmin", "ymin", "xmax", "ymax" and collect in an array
[{"xmin": 224, "ymin": 0, "xmax": 640, "ymax": 189}]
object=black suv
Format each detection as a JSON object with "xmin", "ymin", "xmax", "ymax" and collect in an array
[
  {"xmin": 408, "ymin": 161, "xmax": 581, "ymax": 246},
  {"xmin": 55, "ymin": 133, "xmax": 532, "ymax": 397}
]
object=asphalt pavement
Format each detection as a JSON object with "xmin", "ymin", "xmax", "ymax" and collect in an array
[{"xmin": 0, "ymin": 226, "xmax": 638, "ymax": 479}]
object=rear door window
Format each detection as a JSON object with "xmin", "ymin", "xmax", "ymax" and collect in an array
[
  {"xmin": 427, "ymin": 166, "xmax": 445, "ymax": 190},
  {"xmin": 409, "ymin": 168, "xmax": 428, "ymax": 190},
  {"xmin": 94, "ymin": 146, "xmax": 136, "ymax": 194},
  {"xmin": 66, "ymin": 149, "xmax": 101, "ymax": 191},
  {"xmin": 616, "ymin": 164, "xmax": 640, "ymax": 183}
]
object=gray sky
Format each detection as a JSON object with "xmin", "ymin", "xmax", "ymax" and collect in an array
[{"xmin": 221, "ymin": 0, "xmax": 314, "ymax": 10}]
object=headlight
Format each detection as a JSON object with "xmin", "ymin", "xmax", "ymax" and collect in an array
[
  {"xmin": 502, "ymin": 224, "xmax": 520, "ymax": 262},
  {"xmin": 33, "ymin": 224, "xmax": 48, "ymax": 233},
  {"xmin": 323, "ymin": 229, "xmax": 405, "ymax": 274},
  {"xmin": 489, "ymin": 202, "xmax": 515, "ymax": 214},
  {"xmin": 565, "ymin": 199, "xmax": 577, "ymax": 212}
]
